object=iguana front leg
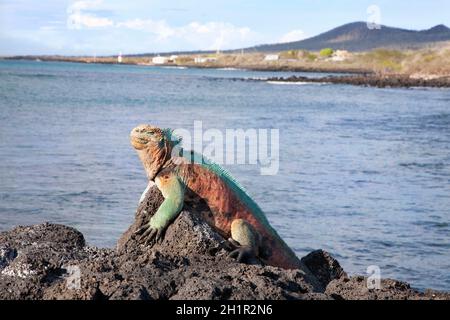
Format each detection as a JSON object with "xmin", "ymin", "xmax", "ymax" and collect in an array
[{"xmin": 136, "ymin": 172, "xmax": 185, "ymax": 246}]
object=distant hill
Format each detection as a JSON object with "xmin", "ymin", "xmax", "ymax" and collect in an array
[{"xmin": 242, "ymin": 22, "xmax": 450, "ymax": 52}]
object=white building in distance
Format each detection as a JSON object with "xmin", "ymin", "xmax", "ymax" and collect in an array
[
  {"xmin": 328, "ymin": 50, "xmax": 352, "ymax": 62},
  {"xmin": 152, "ymin": 56, "xmax": 169, "ymax": 64},
  {"xmin": 169, "ymin": 55, "xmax": 178, "ymax": 63},
  {"xmin": 264, "ymin": 54, "xmax": 279, "ymax": 61}
]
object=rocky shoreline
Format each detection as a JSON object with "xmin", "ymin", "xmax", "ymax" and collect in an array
[
  {"xmin": 4, "ymin": 57, "xmax": 450, "ymax": 88},
  {"xmin": 1, "ymin": 186, "xmax": 449, "ymax": 300},
  {"xmin": 266, "ymin": 74, "xmax": 450, "ymax": 88},
  {"xmin": 180, "ymin": 63, "xmax": 371, "ymax": 75}
]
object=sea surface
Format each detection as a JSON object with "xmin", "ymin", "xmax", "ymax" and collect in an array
[{"xmin": 0, "ymin": 60, "xmax": 449, "ymax": 291}]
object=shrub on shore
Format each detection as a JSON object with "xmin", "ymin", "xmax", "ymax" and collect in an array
[
  {"xmin": 361, "ymin": 49, "xmax": 407, "ymax": 73},
  {"xmin": 319, "ymin": 48, "xmax": 334, "ymax": 57},
  {"xmin": 280, "ymin": 50, "xmax": 299, "ymax": 59},
  {"xmin": 298, "ymin": 50, "xmax": 318, "ymax": 61}
]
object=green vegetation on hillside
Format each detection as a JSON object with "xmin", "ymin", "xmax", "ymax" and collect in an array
[{"xmin": 319, "ymin": 48, "xmax": 334, "ymax": 57}]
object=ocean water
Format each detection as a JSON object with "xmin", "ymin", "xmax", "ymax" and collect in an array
[{"xmin": 0, "ymin": 60, "xmax": 449, "ymax": 291}]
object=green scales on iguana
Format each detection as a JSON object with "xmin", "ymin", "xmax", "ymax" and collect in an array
[{"xmin": 131, "ymin": 124, "xmax": 302, "ymax": 269}]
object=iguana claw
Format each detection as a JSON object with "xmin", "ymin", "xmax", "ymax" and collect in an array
[
  {"xmin": 144, "ymin": 229, "xmax": 157, "ymax": 246},
  {"xmin": 228, "ymin": 246, "xmax": 254, "ymax": 263},
  {"xmin": 135, "ymin": 223, "xmax": 166, "ymax": 247},
  {"xmin": 134, "ymin": 225, "xmax": 145, "ymax": 235},
  {"xmin": 220, "ymin": 238, "xmax": 240, "ymax": 251},
  {"xmin": 142, "ymin": 227, "xmax": 154, "ymax": 238}
]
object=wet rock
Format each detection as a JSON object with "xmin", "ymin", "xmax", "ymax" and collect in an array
[
  {"xmin": 0, "ymin": 223, "xmax": 89, "ymax": 299},
  {"xmin": 301, "ymin": 249, "xmax": 347, "ymax": 288},
  {"xmin": 266, "ymin": 75, "xmax": 450, "ymax": 88},
  {"xmin": 0, "ymin": 222, "xmax": 85, "ymax": 251},
  {"xmin": 325, "ymin": 276, "xmax": 450, "ymax": 300},
  {"xmin": 1, "ymin": 186, "xmax": 449, "ymax": 300}
]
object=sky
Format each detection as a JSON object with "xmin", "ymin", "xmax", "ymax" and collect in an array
[{"xmin": 1, "ymin": 0, "xmax": 450, "ymax": 56}]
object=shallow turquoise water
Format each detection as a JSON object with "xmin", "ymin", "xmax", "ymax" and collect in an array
[{"xmin": 0, "ymin": 60, "xmax": 449, "ymax": 291}]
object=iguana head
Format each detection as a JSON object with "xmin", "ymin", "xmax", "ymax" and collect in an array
[
  {"xmin": 130, "ymin": 124, "xmax": 181, "ymax": 180},
  {"xmin": 130, "ymin": 124, "xmax": 165, "ymax": 150}
]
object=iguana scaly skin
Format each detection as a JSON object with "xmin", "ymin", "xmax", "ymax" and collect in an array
[{"xmin": 130, "ymin": 124, "xmax": 302, "ymax": 269}]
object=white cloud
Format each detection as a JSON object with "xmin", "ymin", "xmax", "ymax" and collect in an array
[
  {"xmin": 67, "ymin": 0, "xmax": 112, "ymax": 29},
  {"xmin": 279, "ymin": 29, "xmax": 306, "ymax": 43},
  {"xmin": 68, "ymin": 0, "xmax": 103, "ymax": 12},
  {"xmin": 61, "ymin": 0, "xmax": 257, "ymax": 50},
  {"xmin": 116, "ymin": 19, "xmax": 175, "ymax": 40},
  {"xmin": 174, "ymin": 21, "xmax": 252, "ymax": 50},
  {"xmin": 68, "ymin": 13, "xmax": 113, "ymax": 29},
  {"xmin": 116, "ymin": 19, "xmax": 254, "ymax": 50}
]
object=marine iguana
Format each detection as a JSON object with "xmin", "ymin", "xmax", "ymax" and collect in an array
[{"xmin": 130, "ymin": 124, "xmax": 302, "ymax": 269}]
